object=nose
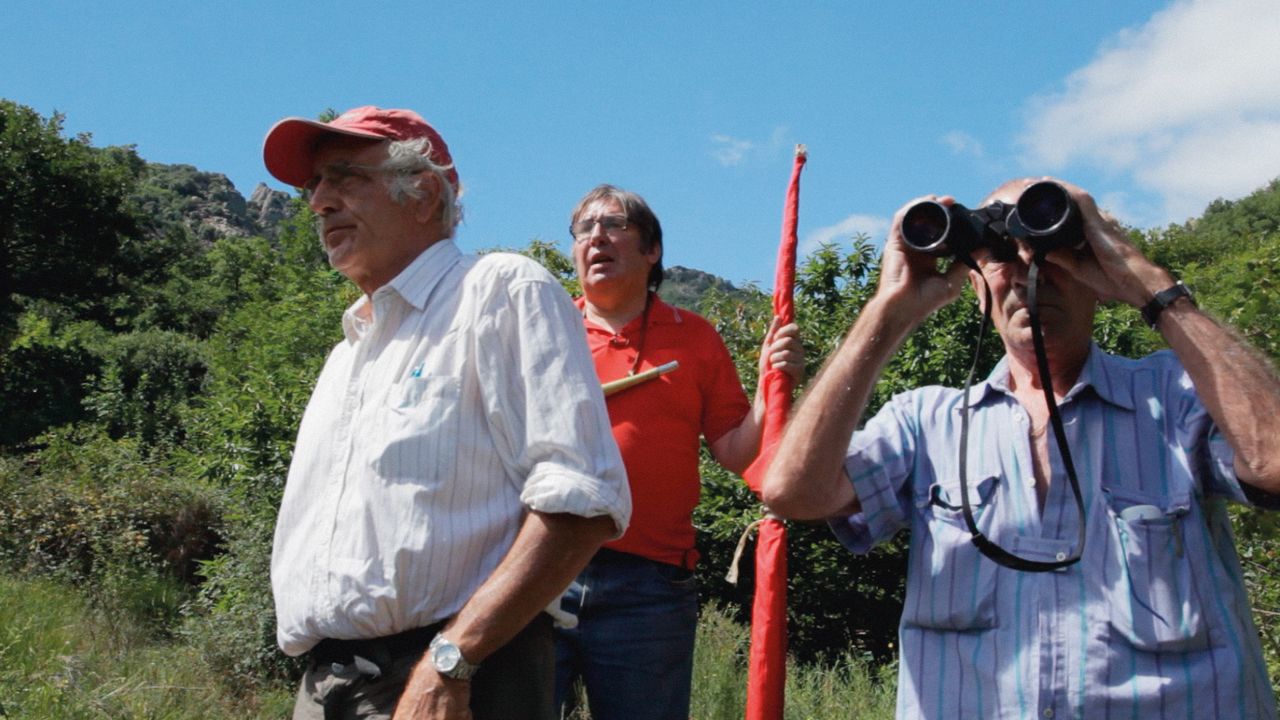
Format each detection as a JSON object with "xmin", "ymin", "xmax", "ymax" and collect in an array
[
  {"xmin": 586, "ymin": 221, "xmax": 611, "ymax": 246},
  {"xmin": 307, "ymin": 176, "xmax": 340, "ymax": 215}
]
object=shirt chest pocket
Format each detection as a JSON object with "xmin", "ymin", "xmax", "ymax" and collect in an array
[
  {"xmin": 370, "ymin": 375, "xmax": 462, "ymax": 484},
  {"xmin": 901, "ymin": 475, "xmax": 1000, "ymax": 632},
  {"xmin": 1102, "ymin": 487, "xmax": 1212, "ymax": 653}
]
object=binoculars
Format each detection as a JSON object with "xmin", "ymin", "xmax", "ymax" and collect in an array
[{"xmin": 900, "ymin": 181, "xmax": 1084, "ymax": 259}]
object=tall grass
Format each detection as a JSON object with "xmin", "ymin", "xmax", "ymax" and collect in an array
[
  {"xmin": 0, "ymin": 575, "xmax": 895, "ymax": 719},
  {"xmin": 691, "ymin": 602, "xmax": 896, "ymax": 720},
  {"xmin": 0, "ymin": 574, "xmax": 294, "ymax": 719}
]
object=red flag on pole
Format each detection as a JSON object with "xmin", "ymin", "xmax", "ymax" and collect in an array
[{"xmin": 741, "ymin": 144, "xmax": 807, "ymax": 720}]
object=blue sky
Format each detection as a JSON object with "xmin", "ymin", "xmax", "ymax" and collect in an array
[{"xmin": 5, "ymin": 1, "xmax": 1279, "ymax": 288}]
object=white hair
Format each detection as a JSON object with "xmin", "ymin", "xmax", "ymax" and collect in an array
[{"xmin": 382, "ymin": 137, "xmax": 464, "ymax": 234}]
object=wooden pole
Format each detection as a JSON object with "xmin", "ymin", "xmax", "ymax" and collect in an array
[{"xmin": 600, "ymin": 361, "xmax": 679, "ymax": 397}]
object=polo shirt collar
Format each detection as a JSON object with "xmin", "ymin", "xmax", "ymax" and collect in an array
[{"xmin": 575, "ymin": 292, "xmax": 685, "ymax": 335}]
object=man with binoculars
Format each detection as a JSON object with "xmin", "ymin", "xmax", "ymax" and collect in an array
[{"xmin": 763, "ymin": 177, "xmax": 1280, "ymax": 719}]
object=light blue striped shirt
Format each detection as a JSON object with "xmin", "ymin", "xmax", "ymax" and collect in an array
[{"xmin": 831, "ymin": 344, "xmax": 1277, "ymax": 720}]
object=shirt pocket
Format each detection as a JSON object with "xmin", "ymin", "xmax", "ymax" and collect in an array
[
  {"xmin": 1102, "ymin": 487, "xmax": 1210, "ymax": 652},
  {"xmin": 901, "ymin": 475, "xmax": 1000, "ymax": 631},
  {"xmin": 371, "ymin": 375, "xmax": 462, "ymax": 483}
]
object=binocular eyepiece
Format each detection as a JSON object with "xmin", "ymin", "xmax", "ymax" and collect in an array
[{"xmin": 900, "ymin": 181, "xmax": 1084, "ymax": 259}]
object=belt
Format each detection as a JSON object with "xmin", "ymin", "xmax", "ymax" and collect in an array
[
  {"xmin": 310, "ymin": 621, "xmax": 445, "ymax": 670},
  {"xmin": 592, "ymin": 546, "xmax": 697, "ymax": 571}
]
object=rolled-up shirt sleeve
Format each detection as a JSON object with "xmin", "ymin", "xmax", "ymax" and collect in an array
[
  {"xmin": 475, "ymin": 266, "xmax": 631, "ymax": 537},
  {"xmin": 829, "ymin": 392, "xmax": 919, "ymax": 554}
]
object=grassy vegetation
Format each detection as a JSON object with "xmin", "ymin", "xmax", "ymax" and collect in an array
[
  {"xmin": 690, "ymin": 603, "xmax": 897, "ymax": 720},
  {"xmin": 0, "ymin": 575, "xmax": 893, "ymax": 720},
  {"xmin": 0, "ymin": 574, "xmax": 294, "ymax": 719}
]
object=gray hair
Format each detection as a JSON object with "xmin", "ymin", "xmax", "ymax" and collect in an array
[{"xmin": 382, "ymin": 137, "xmax": 464, "ymax": 234}]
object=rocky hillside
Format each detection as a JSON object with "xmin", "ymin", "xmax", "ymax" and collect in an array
[
  {"xmin": 660, "ymin": 265, "xmax": 754, "ymax": 312},
  {"xmin": 136, "ymin": 163, "xmax": 293, "ymax": 243}
]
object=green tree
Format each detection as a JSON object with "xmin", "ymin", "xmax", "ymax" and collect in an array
[
  {"xmin": 0, "ymin": 102, "xmax": 143, "ymax": 344},
  {"xmin": 0, "ymin": 101, "xmax": 217, "ymax": 447}
]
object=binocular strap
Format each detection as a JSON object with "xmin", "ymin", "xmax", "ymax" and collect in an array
[{"xmin": 956, "ymin": 256, "xmax": 1086, "ymax": 572}]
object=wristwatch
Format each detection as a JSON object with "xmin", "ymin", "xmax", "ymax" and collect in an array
[
  {"xmin": 428, "ymin": 633, "xmax": 480, "ymax": 680},
  {"xmin": 1140, "ymin": 281, "xmax": 1196, "ymax": 329}
]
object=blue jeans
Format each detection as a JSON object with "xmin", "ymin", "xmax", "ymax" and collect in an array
[{"xmin": 554, "ymin": 548, "xmax": 699, "ymax": 720}]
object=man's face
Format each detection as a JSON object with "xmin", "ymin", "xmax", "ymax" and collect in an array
[
  {"xmin": 306, "ymin": 137, "xmax": 433, "ymax": 294},
  {"xmin": 572, "ymin": 198, "xmax": 660, "ymax": 301},
  {"xmin": 969, "ymin": 185, "xmax": 1097, "ymax": 356}
]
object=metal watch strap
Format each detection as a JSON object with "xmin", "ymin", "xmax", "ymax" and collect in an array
[
  {"xmin": 428, "ymin": 633, "xmax": 480, "ymax": 681},
  {"xmin": 1140, "ymin": 281, "xmax": 1195, "ymax": 329}
]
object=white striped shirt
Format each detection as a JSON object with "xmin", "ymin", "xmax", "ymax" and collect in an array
[
  {"xmin": 831, "ymin": 344, "xmax": 1277, "ymax": 720},
  {"xmin": 272, "ymin": 240, "xmax": 630, "ymax": 657}
]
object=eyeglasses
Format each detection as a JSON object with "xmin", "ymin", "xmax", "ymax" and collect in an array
[
  {"xmin": 303, "ymin": 162, "xmax": 384, "ymax": 194},
  {"xmin": 303, "ymin": 162, "xmax": 425, "ymax": 198},
  {"xmin": 571, "ymin": 214, "xmax": 630, "ymax": 241}
]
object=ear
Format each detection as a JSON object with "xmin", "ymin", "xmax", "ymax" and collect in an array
[
  {"xmin": 645, "ymin": 240, "xmax": 662, "ymax": 266},
  {"xmin": 968, "ymin": 268, "xmax": 986, "ymax": 313},
  {"xmin": 413, "ymin": 173, "xmax": 444, "ymax": 226}
]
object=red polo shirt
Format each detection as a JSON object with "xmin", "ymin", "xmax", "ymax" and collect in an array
[{"xmin": 577, "ymin": 295, "xmax": 751, "ymax": 567}]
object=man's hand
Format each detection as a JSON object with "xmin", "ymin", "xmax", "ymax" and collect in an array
[
  {"xmin": 1036, "ymin": 177, "xmax": 1280, "ymax": 492},
  {"xmin": 393, "ymin": 663, "xmax": 472, "ymax": 720},
  {"xmin": 388, "ymin": 511, "xmax": 614, "ymax": 719},
  {"xmin": 879, "ymin": 195, "xmax": 971, "ymax": 317},
  {"xmin": 1038, "ymin": 178, "xmax": 1174, "ymax": 308},
  {"xmin": 759, "ymin": 317, "xmax": 805, "ymax": 383}
]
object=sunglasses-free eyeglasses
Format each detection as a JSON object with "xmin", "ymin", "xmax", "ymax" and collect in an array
[{"xmin": 571, "ymin": 214, "xmax": 630, "ymax": 241}]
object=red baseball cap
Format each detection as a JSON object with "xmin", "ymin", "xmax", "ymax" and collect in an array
[{"xmin": 262, "ymin": 106, "xmax": 459, "ymax": 190}]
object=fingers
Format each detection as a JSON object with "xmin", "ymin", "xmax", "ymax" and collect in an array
[{"xmin": 760, "ymin": 320, "xmax": 804, "ymax": 380}]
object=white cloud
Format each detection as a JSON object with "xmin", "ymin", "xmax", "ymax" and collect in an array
[
  {"xmin": 1018, "ymin": 0, "xmax": 1280, "ymax": 223},
  {"xmin": 710, "ymin": 126, "xmax": 792, "ymax": 167},
  {"xmin": 801, "ymin": 214, "xmax": 889, "ymax": 257},
  {"xmin": 712, "ymin": 134, "xmax": 754, "ymax": 166},
  {"xmin": 943, "ymin": 130, "xmax": 986, "ymax": 159}
]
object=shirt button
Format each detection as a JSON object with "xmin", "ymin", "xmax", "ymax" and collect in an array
[
  {"xmin": 1056, "ymin": 552, "xmax": 1067, "ymax": 561},
  {"xmin": 1027, "ymin": 476, "xmax": 1037, "ymax": 487},
  {"xmin": 1043, "ymin": 709, "xmax": 1054, "ymax": 718}
]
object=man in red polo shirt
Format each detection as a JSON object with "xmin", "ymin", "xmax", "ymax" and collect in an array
[{"xmin": 555, "ymin": 184, "xmax": 803, "ymax": 720}]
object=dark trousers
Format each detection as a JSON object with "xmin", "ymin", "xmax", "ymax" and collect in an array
[
  {"xmin": 293, "ymin": 614, "xmax": 555, "ymax": 720},
  {"xmin": 554, "ymin": 549, "xmax": 699, "ymax": 720}
]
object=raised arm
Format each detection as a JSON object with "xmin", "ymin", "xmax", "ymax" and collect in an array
[
  {"xmin": 1046, "ymin": 179, "xmax": 1280, "ymax": 495},
  {"xmin": 709, "ymin": 317, "xmax": 804, "ymax": 475},
  {"xmin": 762, "ymin": 197, "xmax": 971, "ymax": 519}
]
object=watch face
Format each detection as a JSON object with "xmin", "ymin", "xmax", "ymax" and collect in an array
[{"xmin": 433, "ymin": 643, "xmax": 461, "ymax": 672}]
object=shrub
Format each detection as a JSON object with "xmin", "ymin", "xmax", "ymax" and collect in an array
[{"xmin": 0, "ymin": 426, "xmax": 222, "ymax": 633}]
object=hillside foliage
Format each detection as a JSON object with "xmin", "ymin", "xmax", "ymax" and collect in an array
[{"xmin": 1, "ymin": 100, "xmax": 1277, "ymax": 699}]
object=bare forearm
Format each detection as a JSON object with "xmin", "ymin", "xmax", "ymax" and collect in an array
[
  {"xmin": 445, "ymin": 511, "xmax": 614, "ymax": 660},
  {"xmin": 394, "ymin": 510, "xmax": 612, "ymax": 719},
  {"xmin": 711, "ymin": 394, "xmax": 767, "ymax": 476},
  {"xmin": 711, "ymin": 319, "xmax": 806, "ymax": 475},
  {"xmin": 763, "ymin": 297, "xmax": 919, "ymax": 519},
  {"xmin": 1157, "ymin": 301, "xmax": 1280, "ymax": 493}
]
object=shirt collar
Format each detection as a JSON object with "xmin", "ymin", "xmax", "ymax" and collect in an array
[
  {"xmin": 967, "ymin": 342, "xmax": 1136, "ymax": 411},
  {"xmin": 341, "ymin": 240, "xmax": 462, "ymax": 342},
  {"xmin": 575, "ymin": 292, "xmax": 684, "ymax": 335}
]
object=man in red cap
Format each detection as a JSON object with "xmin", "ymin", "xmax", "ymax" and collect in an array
[{"xmin": 264, "ymin": 107, "xmax": 631, "ymax": 720}]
